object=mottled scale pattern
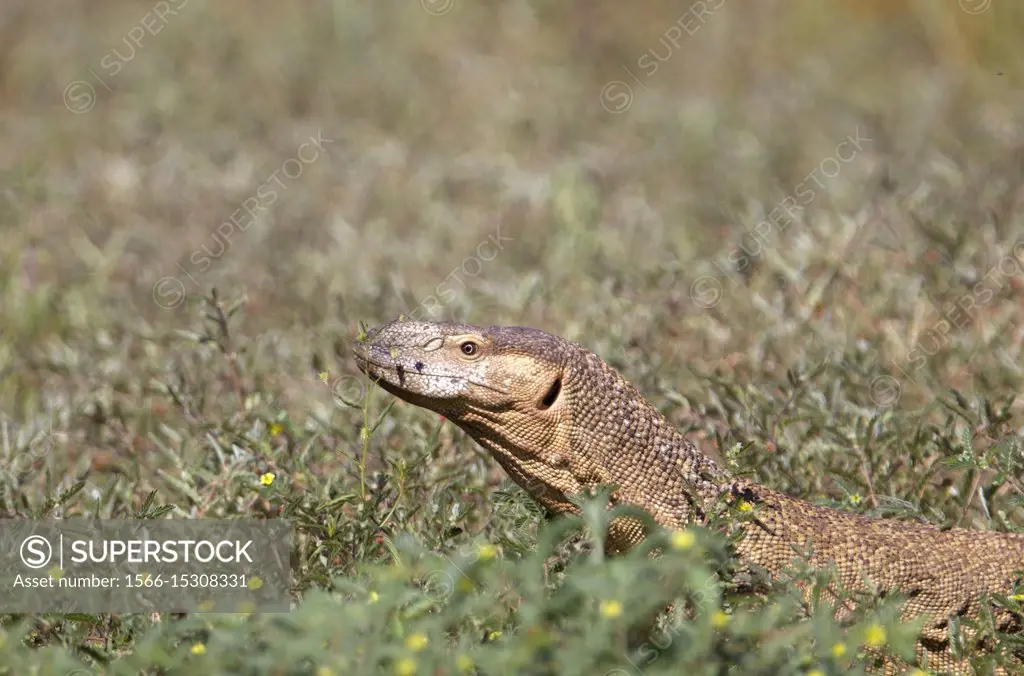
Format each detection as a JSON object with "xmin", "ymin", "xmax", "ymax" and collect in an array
[{"xmin": 354, "ymin": 319, "xmax": 1024, "ymax": 674}]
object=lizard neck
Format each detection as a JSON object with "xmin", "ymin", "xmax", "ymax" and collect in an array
[{"xmin": 564, "ymin": 348, "xmax": 730, "ymax": 525}]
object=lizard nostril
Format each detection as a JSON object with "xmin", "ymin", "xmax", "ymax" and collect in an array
[{"xmin": 414, "ymin": 361, "xmax": 424, "ymax": 372}]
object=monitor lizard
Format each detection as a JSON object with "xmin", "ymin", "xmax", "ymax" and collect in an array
[{"xmin": 353, "ymin": 318, "xmax": 1024, "ymax": 674}]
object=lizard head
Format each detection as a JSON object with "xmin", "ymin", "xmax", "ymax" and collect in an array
[
  {"xmin": 353, "ymin": 318, "xmax": 570, "ymax": 423},
  {"xmin": 353, "ymin": 318, "xmax": 584, "ymax": 506}
]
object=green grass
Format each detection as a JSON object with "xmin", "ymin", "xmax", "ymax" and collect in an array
[{"xmin": 2, "ymin": 1, "xmax": 1024, "ymax": 673}]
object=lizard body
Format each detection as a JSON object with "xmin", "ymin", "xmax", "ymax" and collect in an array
[{"xmin": 353, "ymin": 319, "xmax": 1024, "ymax": 673}]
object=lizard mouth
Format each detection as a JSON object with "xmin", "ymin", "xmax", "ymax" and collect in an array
[
  {"xmin": 352, "ymin": 342, "xmax": 404, "ymax": 385},
  {"xmin": 353, "ymin": 350, "xmax": 457, "ymax": 398},
  {"xmin": 352, "ymin": 347, "xmax": 404, "ymax": 388},
  {"xmin": 351, "ymin": 344, "xmax": 373, "ymax": 376},
  {"xmin": 353, "ymin": 343, "xmax": 510, "ymax": 396}
]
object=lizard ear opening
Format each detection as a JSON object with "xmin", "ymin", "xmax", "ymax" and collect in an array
[{"xmin": 537, "ymin": 375, "xmax": 562, "ymax": 410}]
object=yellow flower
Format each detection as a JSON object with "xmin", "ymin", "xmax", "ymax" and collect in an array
[
  {"xmin": 247, "ymin": 576, "xmax": 263, "ymax": 590},
  {"xmin": 316, "ymin": 668, "xmax": 336, "ymax": 676},
  {"xmin": 259, "ymin": 472, "xmax": 276, "ymax": 486},
  {"xmin": 863, "ymin": 623, "xmax": 886, "ymax": 648},
  {"xmin": 1010, "ymin": 593, "xmax": 1024, "ymax": 601},
  {"xmin": 269, "ymin": 423, "xmax": 283, "ymax": 437},
  {"xmin": 849, "ymin": 494, "xmax": 862, "ymax": 506},
  {"xmin": 395, "ymin": 658, "xmax": 416, "ymax": 676},
  {"xmin": 318, "ymin": 371, "xmax": 330, "ymax": 383},
  {"xmin": 405, "ymin": 633, "xmax": 429, "ymax": 652},
  {"xmin": 191, "ymin": 643, "xmax": 206, "ymax": 655},
  {"xmin": 671, "ymin": 530, "xmax": 695, "ymax": 550},
  {"xmin": 368, "ymin": 591, "xmax": 379, "ymax": 604},
  {"xmin": 457, "ymin": 577, "xmax": 474, "ymax": 593},
  {"xmin": 736, "ymin": 500, "xmax": 753, "ymax": 512},
  {"xmin": 477, "ymin": 543, "xmax": 498, "ymax": 561},
  {"xmin": 486, "ymin": 630, "xmax": 502, "ymax": 641},
  {"xmin": 807, "ymin": 671, "xmax": 825, "ymax": 676},
  {"xmin": 456, "ymin": 655, "xmax": 474, "ymax": 673},
  {"xmin": 831, "ymin": 642, "xmax": 847, "ymax": 658},
  {"xmin": 711, "ymin": 610, "xmax": 729, "ymax": 629},
  {"xmin": 599, "ymin": 600, "xmax": 623, "ymax": 619}
]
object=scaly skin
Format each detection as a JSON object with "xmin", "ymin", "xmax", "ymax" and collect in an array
[{"xmin": 353, "ymin": 319, "xmax": 1024, "ymax": 673}]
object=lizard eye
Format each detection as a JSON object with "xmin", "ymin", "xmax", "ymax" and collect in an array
[{"xmin": 459, "ymin": 341, "xmax": 479, "ymax": 357}]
